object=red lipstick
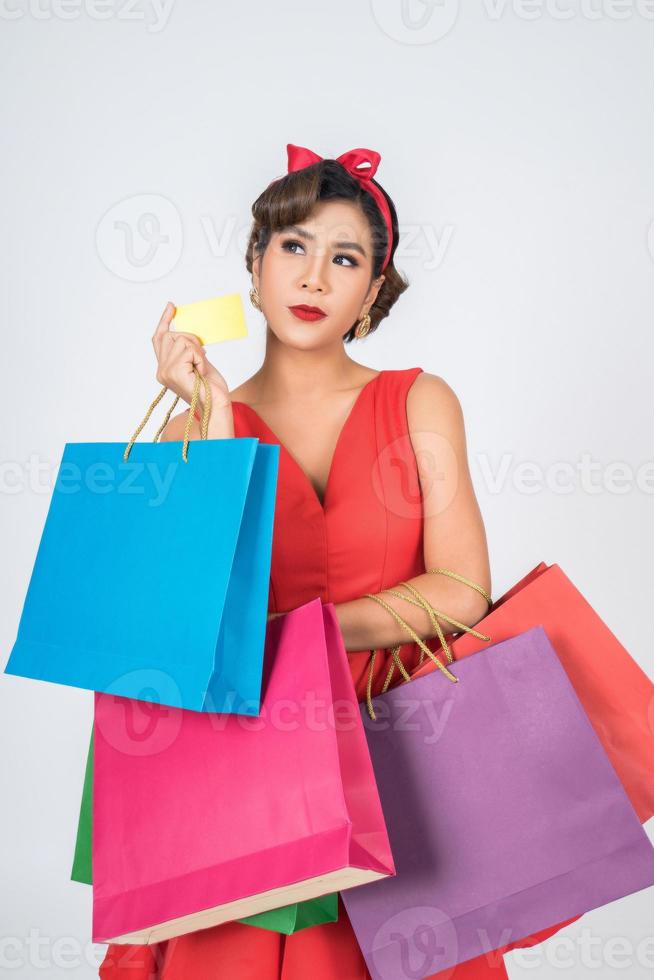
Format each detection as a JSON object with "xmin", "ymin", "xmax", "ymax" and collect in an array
[{"xmin": 289, "ymin": 304, "xmax": 327, "ymax": 322}]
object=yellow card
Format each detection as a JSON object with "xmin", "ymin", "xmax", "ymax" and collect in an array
[{"xmin": 172, "ymin": 293, "xmax": 248, "ymax": 346}]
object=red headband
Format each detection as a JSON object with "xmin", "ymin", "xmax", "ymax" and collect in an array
[{"xmin": 271, "ymin": 143, "xmax": 394, "ymax": 272}]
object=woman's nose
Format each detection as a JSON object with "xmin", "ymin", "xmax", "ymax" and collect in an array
[{"xmin": 299, "ymin": 253, "xmax": 330, "ymax": 292}]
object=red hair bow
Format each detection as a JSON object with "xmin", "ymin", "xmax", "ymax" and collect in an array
[{"xmin": 284, "ymin": 143, "xmax": 393, "ymax": 271}]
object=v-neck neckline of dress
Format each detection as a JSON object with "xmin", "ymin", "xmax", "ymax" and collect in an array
[{"xmin": 232, "ymin": 370, "xmax": 384, "ymax": 514}]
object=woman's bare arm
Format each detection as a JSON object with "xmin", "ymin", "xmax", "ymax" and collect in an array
[{"xmin": 334, "ymin": 372, "xmax": 491, "ymax": 650}]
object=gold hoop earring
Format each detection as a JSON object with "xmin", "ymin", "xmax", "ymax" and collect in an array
[
  {"xmin": 249, "ymin": 286, "xmax": 262, "ymax": 311},
  {"xmin": 354, "ymin": 312, "xmax": 371, "ymax": 339}
]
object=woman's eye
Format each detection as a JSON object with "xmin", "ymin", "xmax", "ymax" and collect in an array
[
  {"xmin": 280, "ymin": 238, "xmax": 359, "ymax": 268},
  {"xmin": 281, "ymin": 238, "xmax": 304, "ymax": 255}
]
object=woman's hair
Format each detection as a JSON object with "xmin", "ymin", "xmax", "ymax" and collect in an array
[{"xmin": 245, "ymin": 159, "xmax": 409, "ymax": 343}]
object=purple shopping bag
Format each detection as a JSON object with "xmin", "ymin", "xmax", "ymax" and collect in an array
[{"xmin": 342, "ymin": 625, "xmax": 654, "ymax": 980}]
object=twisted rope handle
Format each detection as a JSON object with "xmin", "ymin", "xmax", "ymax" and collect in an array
[
  {"xmin": 363, "ymin": 569, "xmax": 493, "ymax": 721},
  {"xmin": 363, "ymin": 592, "xmax": 459, "ymax": 721},
  {"xmin": 365, "ymin": 643, "xmax": 410, "ymax": 719},
  {"xmin": 427, "ymin": 568, "xmax": 492, "ymax": 608},
  {"xmin": 123, "ymin": 368, "xmax": 212, "ymax": 463},
  {"xmin": 380, "ymin": 573, "xmax": 492, "ymax": 689}
]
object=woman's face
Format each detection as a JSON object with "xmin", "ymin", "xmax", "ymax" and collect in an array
[{"xmin": 251, "ymin": 199, "xmax": 385, "ymax": 347}]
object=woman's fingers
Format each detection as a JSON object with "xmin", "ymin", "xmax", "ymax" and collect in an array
[
  {"xmin": 169, "ymin": 333, "xmax": 209, "ymax": 379},
  {"xmin": 152, "ymin": 302, "xmax": 176, "ymax": 357},
  {"xmin": 158, "ymin": 330, "xmax": 201, "ymax": 365},
  {"xmin": 156, "ymin": 330, "xmax": 178, "ymax": 368},
  {"xmin": 171, "ymin": 330, "xmax": 205, "ymax": 348},
  {"xmin": 153, "ymin": 302, "xmax": 175, "ymax": 337},
  {"xmin": 151, "ymin": 300, "xmax": 229, "ymax": 408},
  {"xmin": 152, "ymin": 303, "xmax": 203, "ymax": 364}
]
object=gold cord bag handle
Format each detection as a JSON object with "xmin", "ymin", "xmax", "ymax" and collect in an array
[
  {"xmin": 363, "ymin": 570, "xmax": 493, "ymax": 721},
  {"xmin": 363, "ymin": 592, "xmax": 459, "ymax": 721},
  {"xmin": 427, "ymin": 568, "xmax": 492, "ymax": 608},
  {"xmin": 380, "ymin": 575, "xmax": 492, "ymax": 688},
  {"xmin": 123, "ymin": 368, "xmax": 212, "ymax": 463}
]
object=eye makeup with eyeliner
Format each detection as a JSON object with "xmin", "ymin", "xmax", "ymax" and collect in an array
[{"xmin": 279, "ymin": 237, "xmax": 361, "ymax": 268}]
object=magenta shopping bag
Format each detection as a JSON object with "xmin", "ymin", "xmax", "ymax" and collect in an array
[
  {"xmin": 342, "ymin": 626, "xmax": 654, "ymax": 980},
  {"xmin": 92, "ymin": 597, "xmax": 394, "ymax": 945}
]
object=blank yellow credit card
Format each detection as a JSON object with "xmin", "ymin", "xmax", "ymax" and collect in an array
[{"xmin": 172, "ymin": 294, "xmax": 248, "ymax": 346}]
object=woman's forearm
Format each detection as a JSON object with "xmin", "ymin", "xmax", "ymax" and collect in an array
[
  {"xmin": 333, "ymin": 572, "xmax": 490, "ymax": 653},
  {"xmin": 189, "ymin": 384, "xmax": 235, "ymax": 439},
  {"xmin": 198, "ymin": 385, "xmax": 235, "ymax": 440},
  {"xmin": 206, "ymin": 402, "xmax": 235, "ymax": 439}
]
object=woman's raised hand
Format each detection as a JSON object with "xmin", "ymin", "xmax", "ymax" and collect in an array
[{"xmin": 152, "ymin": 302, "xmax": 232, "ymax": 410}]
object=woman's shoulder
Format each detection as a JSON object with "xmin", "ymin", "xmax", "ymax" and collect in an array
[
  {"xmin": 406, "ymin": 368, "xmax": 457, "ymax": 397},
  {"xmin": 406, "ymin": 370, "xmax": 465, "ymax": 429}
]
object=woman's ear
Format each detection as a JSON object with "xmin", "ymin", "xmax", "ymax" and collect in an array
[
  {"xmin": 252, "ymin": 253, "xmax": 262, "ymax": 292},
  {"xmin": 362, "ymin": 274, "xmax": 385, "ymax": 312}
]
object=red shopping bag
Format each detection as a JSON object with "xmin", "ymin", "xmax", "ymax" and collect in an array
[{"xmin": 412, "ymin": 561, "xmax": 654, "ymax": 822}]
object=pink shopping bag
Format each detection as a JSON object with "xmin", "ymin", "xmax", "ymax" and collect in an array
[{"xmin": 92, "ymin": 597, "xmax": 394, "ymax": 945}]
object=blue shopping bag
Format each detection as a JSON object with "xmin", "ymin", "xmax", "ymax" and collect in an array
[{"xmin": 5, "ymin": 374, "xmax": 279, "ymax": 714}]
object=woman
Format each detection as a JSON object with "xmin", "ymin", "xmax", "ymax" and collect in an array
[{"xmin": 99, "ymin": 145, "xmax": 575, "ymax": 979}]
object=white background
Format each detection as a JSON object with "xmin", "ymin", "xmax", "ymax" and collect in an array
[{"xmin": 1, "ymin": 1, "xmax": 653, "ymax": 977}]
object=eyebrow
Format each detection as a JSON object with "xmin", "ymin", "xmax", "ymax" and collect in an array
[{"xmin": 280, "ymin": 224, "xmax": 368, "ymax": 258}]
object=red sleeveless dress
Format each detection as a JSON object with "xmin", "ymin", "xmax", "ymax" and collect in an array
[{"xmin": 99, "ymin": 367, "xmax": 576, "ymax": 980}]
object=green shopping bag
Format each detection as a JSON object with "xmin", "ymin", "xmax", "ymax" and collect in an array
[
  {"xmin": 238, "ymin": 894, "xmax": 339, "ymax": 933},
  {"xmin": 71, "ymin": 730, "xmax": 93, "ymax": 884},
  {"xmin": 71, "ymin": 731, "xmax": 338, "ymax": 934}
]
